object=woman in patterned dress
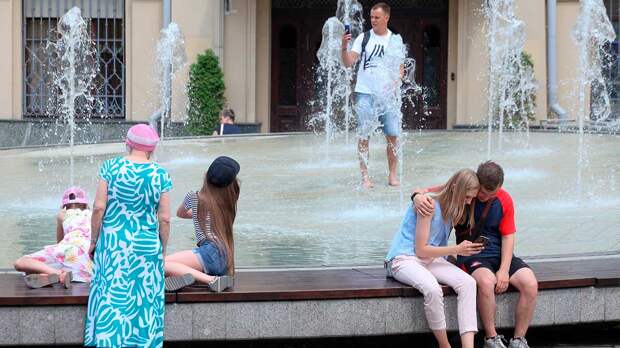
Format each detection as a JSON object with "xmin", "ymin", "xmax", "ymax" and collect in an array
[{"xmin": 84, "ymin": 124, "xmax": 172, "ymax": 348}]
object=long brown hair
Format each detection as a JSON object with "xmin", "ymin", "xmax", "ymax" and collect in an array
[
  {"xmin": 434, "ymin": 169, "xmax": 479, "ymax": 228},
  {"xmin": 197, "ymin": 176, "xmax": 240, "ymax": 275}
]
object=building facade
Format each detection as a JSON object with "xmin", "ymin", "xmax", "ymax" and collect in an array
[{"xmin": 0, "ymin": 0, "xmax": 617, "ymax": 132}]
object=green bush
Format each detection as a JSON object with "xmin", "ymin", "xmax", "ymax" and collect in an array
[{"xmin": 186, "ymin": 49, "xmax": 226, "ymax": 135}]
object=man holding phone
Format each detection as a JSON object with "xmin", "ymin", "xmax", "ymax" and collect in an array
[
  {"xmin": 341, "ymin": 2, "xmax": 404, "ymax": 188},
  {"xmin": 413, "ymin": 161, "xmax": 538, "ymax": 348}
]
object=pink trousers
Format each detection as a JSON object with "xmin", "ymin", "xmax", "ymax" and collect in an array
[{"xmin": 391, "ymin": 255, "xmax": 478, "ymax": 335}]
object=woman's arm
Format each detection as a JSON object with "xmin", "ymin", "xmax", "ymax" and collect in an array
[
  {"xmin": 158, "ymin": 192, "xmax": 171, "ymax": 257},
  {"xmin": 89, "ymin": 180, "xmax": 108, "ymax": 259},
  {"xmin": 176, "ymin": 202, "xmax": 192, "ymax": 219},
  {"xmin": 414, "ymin": 212, "xmax": 483, "ymax": 258},
  {"xmin": 414, "ymin": 213, "xmax": 457, "ymax": 258},
  {"xmin": 56, "ymin": 211, "xmax": 65, "ymax": 243}
]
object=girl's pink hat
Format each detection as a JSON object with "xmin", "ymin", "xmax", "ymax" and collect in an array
[
  {"xmin": 126, "ymin": 124, "xmax": 160, "ymax": 152},
  {"xmin": 62, "ymin": 187, "xmax": 88, "ymax": 207}
]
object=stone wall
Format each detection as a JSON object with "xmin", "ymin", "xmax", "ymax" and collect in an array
[
  {"xmin": 0, "ymin": 120, "xmax": 262, "ymax": 148},
  {"xmin": 0, "ymin": 286, "xmax": 618, "ymax": 345}
]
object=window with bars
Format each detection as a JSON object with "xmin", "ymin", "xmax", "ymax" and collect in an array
[
  {"xmin": 23, "ymin": 0, "xmax": 125, "ymax": 119},
  {"xmin": 604, "ymin": 0, "xmax": 620, "ymax": 119}
]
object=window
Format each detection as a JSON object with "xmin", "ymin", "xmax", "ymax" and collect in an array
[
  {"xmin": 603, "ymin": 0, "xmax": 620, "ymax": 120},
  {"xmin": 23, "ymin": 0, "xmax": 125, "ymax": 119}
]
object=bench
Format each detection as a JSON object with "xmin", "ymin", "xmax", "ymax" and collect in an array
[{"xmin": 0, "ymin": 257, "xmax": 619, "ymax": 345}]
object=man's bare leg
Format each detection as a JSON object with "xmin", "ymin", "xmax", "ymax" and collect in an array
[
  {"xmin": 510, "ymin": 268, "xmax": 538, "ymax": 338},
  {"xmin": 358, "ymin": 138, "xmax": 373, "ymax": 188},
  {"xmin": 386, "ymin": 135, "xmax": 400, "ymax": 186},
  {"xmin": 472, "ymin": 268, "xmax": 499, "ymax": 338}
]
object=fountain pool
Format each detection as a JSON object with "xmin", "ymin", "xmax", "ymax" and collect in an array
[{"xmin": 0, "ymin": 131, "xmax": 618, "ymax": 268}]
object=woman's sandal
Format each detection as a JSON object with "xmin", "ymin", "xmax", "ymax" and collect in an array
[
  {"xmin": 165, "ymin": 273, "xmax": 195, "ymax": 292},
  {"xmin": 62, "ymin": 271, "xmax": 73, "ymax": 289},
  {"xmin": 24, "ymin": 273, "xmax": 60, "ymax": 289},
  {"xmin": 207, "ymin": 275, "xmax": 234, "ymax": 292}
]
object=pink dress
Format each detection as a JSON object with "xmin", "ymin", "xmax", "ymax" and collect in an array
[{"xmin": 26, "ymin": 208, "xmax": 93, "ymax": 282}]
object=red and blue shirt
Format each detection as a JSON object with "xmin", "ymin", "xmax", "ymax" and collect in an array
[{"xmin": 459, "ymin": 188, "xmax": 516, "ymax": 261}]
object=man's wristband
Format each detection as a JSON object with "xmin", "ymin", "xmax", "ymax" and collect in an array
[{"xmin": 410, "ymin": 192, "xmax": 419, "ymax": 202}]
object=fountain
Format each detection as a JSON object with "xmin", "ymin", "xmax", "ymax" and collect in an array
[
  {"xmin": 0, "ymin": 2, "xmax": 617, "ymax": 271},
  {"xmin": 314, "ymin": 0, "xmax": 421, "ymax": 197},
  {"xmin": 313, "ymin": 0, "xmax": 364, "ymax": 150},
  {"xmin": 572, "ymin": 0, "xmax": 616, "ymax": 130},
  {"xmin": 153, "ymin": 22, "xmax": 187, "ymax": 140},
  {"xmin": 46, "ymin": 7, "xmax": 98, "ymax": 185},
  {"xmin": 484, "ymin": 0, "xmax": 538, "ymax": 156},
  {"xmin": 571, "ymin": 0, "xmax": 616, "ymax": 195}
]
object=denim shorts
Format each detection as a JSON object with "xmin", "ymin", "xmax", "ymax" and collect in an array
[
  {"xmin": 192, "ymin": 241, "xmax": 227, "ymax": 276},
  {"xmin": 354, "ymin": 92, "xmax": 402, "ymax": 138}
]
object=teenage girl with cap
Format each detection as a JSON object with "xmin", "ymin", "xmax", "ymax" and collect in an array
[
  {"xmin": 84, "ymin": 124, "xmax": 172, "ymax": 348},
  {"xmin": 164, "ymin": 156, "xmax": 240, "ymax": 292},
  {"xmin": 14, "ymin": 186, "xmax": 93, "ymax": 288}
]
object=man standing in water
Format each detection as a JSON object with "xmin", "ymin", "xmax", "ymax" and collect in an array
[{"xmin": 341, "ymin": 2, "xmax": 404, "ymax": 188}]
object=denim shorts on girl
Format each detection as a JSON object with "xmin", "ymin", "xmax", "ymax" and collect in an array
[
  {"xmin": 354, "ymin": 92, "xmax": 402, "ymax": 138},
  {"xmin": 192, "ymin": 241, "xmax": 227, "ymax": 276}
]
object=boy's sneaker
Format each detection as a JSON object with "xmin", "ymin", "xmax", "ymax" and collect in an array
[
  {"xmin": 208, "ymin": 275, "xmax": 234, "ymax": 292},
  {"xmin": 484, "ymin": 335, "xmax": 508, "ymax": 348},
  {"xmin": 508, "ymin": 337, "xmax": 530, "ymax": 348},
  {"xmin": 165, "ymin": 273, "xmax": 195, "ymax": 292}
]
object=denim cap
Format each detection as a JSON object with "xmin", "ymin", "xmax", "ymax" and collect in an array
[{"xmin": 207, "ymin": 156, "xmax": 240, "ymax": 188}]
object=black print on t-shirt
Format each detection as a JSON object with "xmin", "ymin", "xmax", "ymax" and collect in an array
[{"xmin": 363, "ymin": 44, "xmax": 385, "ymax": 70}]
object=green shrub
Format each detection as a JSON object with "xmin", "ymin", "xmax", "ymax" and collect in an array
[{"xmin": 186, "ymin": 49, "xmax": 226, "ymax": 135}]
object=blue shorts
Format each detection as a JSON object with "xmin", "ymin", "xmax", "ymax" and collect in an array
[
  {"xmin": 192, "ymin": 241, "xmax": 227, "ymax": 276},
  {"xmin": 354, "ymin": 92, "xmax": 402, "ymax": 138}
]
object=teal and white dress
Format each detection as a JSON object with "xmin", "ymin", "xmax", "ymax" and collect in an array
[{"xmin": 84, "ymin": 156, "xmax": 172, "ymax": 348}]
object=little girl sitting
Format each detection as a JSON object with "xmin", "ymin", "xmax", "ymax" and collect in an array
[{"xmin": 14, "ymin": 187, "xmax": 93, "ymax": 288}]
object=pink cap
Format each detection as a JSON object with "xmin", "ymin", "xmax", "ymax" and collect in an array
[
  {"xmin": 62, "ymin": 186, "xmax": 88, "ymax": 207},
  {"xmin": 126, "ymin": 124, "xmax": 160, "ymax": 152}
]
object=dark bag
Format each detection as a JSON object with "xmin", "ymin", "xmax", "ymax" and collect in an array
[{"xmin": 455, "ymin": 198, "xmax": 495, "ymax": 244}]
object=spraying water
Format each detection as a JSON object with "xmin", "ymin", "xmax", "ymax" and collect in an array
[
  {"xmin": 47, "ymin": 7, "xmax": 98, "ymax": 185},
  {"xmin": 572, "ymin": 0, "xmax": 616, "ymax": 131},
  {"xmin": 313, "ymin": 0, "xmax": 364, "ymax": 152},
  {"xmin": 155, "ymin": 22, "xmax": 187, "ymax": 140},
  {"xmin": 571, "ymin": 0, "xmax": 616, "ymax": 195},
  {"xmin": 484, "ymin": 0, "xmax": 538, "ymax": 156},
  {"xmin": 315, "ymin": 0, "xmax": 421, "ymax": 198}
]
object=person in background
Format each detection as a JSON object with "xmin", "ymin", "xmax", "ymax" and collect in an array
[{"xmin": 213, "ymin": 109, "xmax": 241, "ymax": 136}]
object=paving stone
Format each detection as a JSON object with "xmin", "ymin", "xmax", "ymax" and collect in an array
[
  {"xmin": 164, "ymin": 303, "xmax": 193, "ymax": 341},
  {"xmin": 19, "ymin": 307, "xmax": 54, "ymax": 345},
  {"xmin": 0, "ymin": 307, "xmax": 19, "ymax": 345},
  {"xmin": 54, "ymin": 305, "xmax": 86, "ymax": 345},
  {"xmin": 191, "ymin": 303, "xmax": 226, "ymax": 340},
  {"xmin": 579, "ymin": 287, "xmax": 605, "ymax": 323}
]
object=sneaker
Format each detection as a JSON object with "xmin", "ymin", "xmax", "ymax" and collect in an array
[
  {"xmin": 484, "ymin": 335, "xmax": 508, "ymax": 348},
  {"xmin": 508, "ymin": 337, "xmax": 530, "ymax": 348},
  {"xmin": 208, "ymin": 275, "xmax": 234, "ymax": 292},
  {"xmin": 165, "ymin": 273, "xmax": 195, "ymax": 292},
  {"xmin": 24, "ymin": 273, "xmax": 60, "ymax": 289}
]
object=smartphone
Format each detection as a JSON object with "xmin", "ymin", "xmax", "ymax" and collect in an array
[
  {"xmin": 473, "ymin": 235, "xmax": 489, "ymax": 246},
  {"xmin": 344, "ymin": 24, "xmax": 351, "ymax": 35}
]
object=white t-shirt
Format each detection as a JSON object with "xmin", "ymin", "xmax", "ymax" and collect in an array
[{"xmin": 351, "ymin": 29, "xmax": 404, "ymax": 95}]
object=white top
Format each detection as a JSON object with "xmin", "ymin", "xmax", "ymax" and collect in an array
[{"xmin": 351, "ymin": 29, "xmax": 404, "ymax": 95}]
